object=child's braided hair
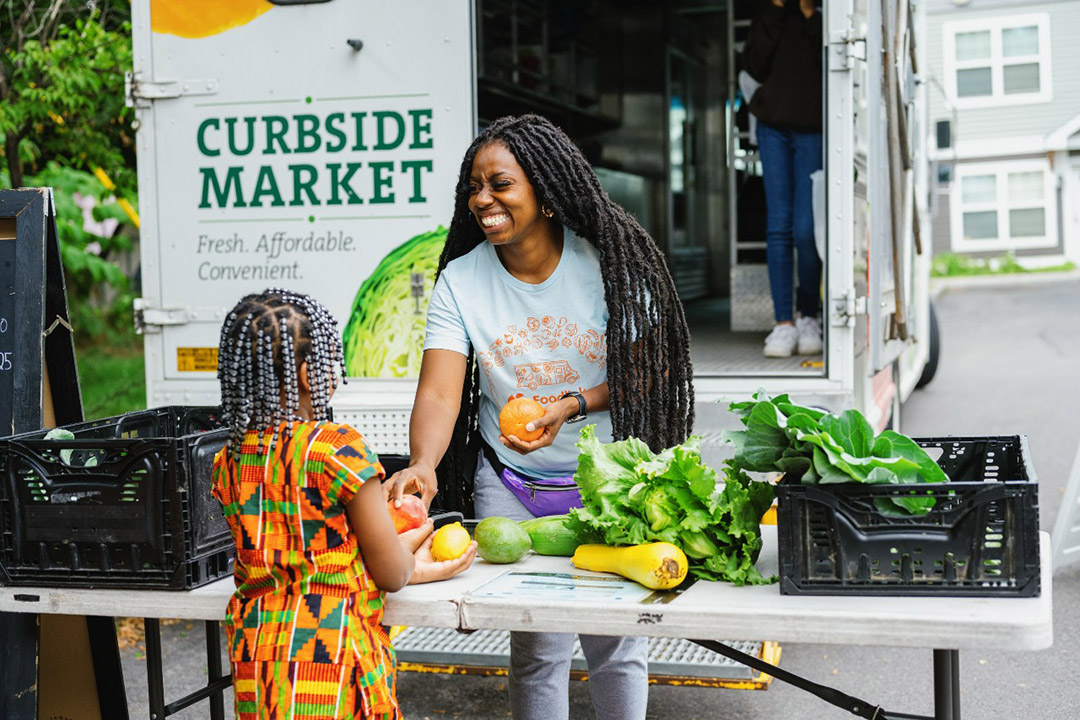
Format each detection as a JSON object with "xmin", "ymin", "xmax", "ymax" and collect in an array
[
  {"xmin": 217, "ymin": 288, "xmax": 345, "ymax": 457},
  {"xmin": 436, "ymin": 114, "xmax": 695, "ymax": 514}
]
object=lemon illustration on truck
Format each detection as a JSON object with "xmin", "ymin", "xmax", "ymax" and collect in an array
[
  {"xmin": 343, "ymin": 227, "xmax": 447, "ymax": 378},
  {"xmin": 150, "ymin": 0, "xmax": 274, "ymax": 39}
]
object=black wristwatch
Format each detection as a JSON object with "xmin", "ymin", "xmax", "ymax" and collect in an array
[{"xmin": 560, "ymin": 391, "xmax": 587, "ymax": 423}]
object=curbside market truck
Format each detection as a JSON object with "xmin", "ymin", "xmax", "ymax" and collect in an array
[{"xmin": 130, "ymin": 0, "xmax": 938, "ymax": 464}]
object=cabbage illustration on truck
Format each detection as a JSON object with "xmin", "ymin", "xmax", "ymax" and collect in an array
[{"xmin": 343, "ymin": 227, "xmax": 447, "ymax": 377}]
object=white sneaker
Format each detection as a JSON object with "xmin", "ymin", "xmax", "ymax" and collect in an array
[
  {"xmin": 796, "ymin": 316, "xmax": 823, "ymax": 355},
  {"xmin": 763, "ymin": 323, "xmax": 799, "ymax": 357}
]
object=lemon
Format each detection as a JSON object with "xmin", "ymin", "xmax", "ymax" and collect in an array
[{"xmin": 431, "ymin": 522, "xmax": 471, "ymax": 562}]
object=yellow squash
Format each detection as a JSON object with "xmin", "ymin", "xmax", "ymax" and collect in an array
[{"xmin": 572, "ymin": 542, "xmax": 688, "ymax": 590}]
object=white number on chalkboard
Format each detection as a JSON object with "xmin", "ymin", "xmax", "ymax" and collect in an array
[
  {"xmin": 0, "ymin": 317, "xmax": 7, "ymax": 333},
  {"xmin": 0, "ymin": 352, "xmax": 10, "ymax": 371}
]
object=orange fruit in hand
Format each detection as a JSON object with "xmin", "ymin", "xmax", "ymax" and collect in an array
[{"xmin": 499, "ymin": 397, "xmax": 545, "ymax": 442}]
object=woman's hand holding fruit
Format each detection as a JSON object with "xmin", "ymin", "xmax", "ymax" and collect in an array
[
  {"xmin": 384, "ymin": 462, "xmax": 438, "ymax": 509},
  {"xmin": 498, "ymin": 396, "xmax": 574, "ymax": 455}
]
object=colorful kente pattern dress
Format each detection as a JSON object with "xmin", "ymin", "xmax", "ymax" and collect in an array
[{"xmin": 211, "ymin": 422, "xmax": 401, "ymax": 719}]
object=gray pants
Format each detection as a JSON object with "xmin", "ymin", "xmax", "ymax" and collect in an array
[{"xmin": 474, "ymin": 453, "xmax": 649, "ymax": 720}]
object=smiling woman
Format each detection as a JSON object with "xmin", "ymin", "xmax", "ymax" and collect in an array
[
  {"xmin": 382, "ymin": 114, "xmax": 695, "ymax": 720},
  {"xmin": 466, "ymin": 142, "xmax": 562, "ymax": 287}
]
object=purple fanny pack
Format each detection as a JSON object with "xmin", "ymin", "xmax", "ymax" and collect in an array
[
  {"xmin": 499, "ymin": 466, "xmax": 583, "ymax": 517},
  {"xmin": 482, "ymin": 442, "xmax": 582, "ymax": 517}
]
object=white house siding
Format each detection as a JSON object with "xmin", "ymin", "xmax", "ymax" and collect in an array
[
  {"xmin": 926, "ymin": 0, "xmax": 1080, "ymax": 149},
  {"xmin": 925, "ymin": 0, "xmax": 1079, "ymax": 261}
]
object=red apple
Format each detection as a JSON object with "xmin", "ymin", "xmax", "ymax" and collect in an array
[{"xmin": 387, "ymin": 494, "xmax": 428, "ymax": 534}]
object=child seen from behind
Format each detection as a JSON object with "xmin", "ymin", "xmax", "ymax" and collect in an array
[{"xmin": 212, "ymin": 288, "xmax": 473, "ymax": 719}]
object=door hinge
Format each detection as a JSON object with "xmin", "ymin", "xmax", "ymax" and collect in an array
[
  {"xmin": 134, "ymin": 299, "xmax": 224, "ymax": 334},
  {"xmin": 828, "ymin": 27, "xmax": 866, "ymax": 72},
  {"xmin": 126, "ymin": 71, "xmax": 219, "ymax": 108},
  {"xmin": 830, "ymin": 289, "xmax": 867, "ymax": 327}
]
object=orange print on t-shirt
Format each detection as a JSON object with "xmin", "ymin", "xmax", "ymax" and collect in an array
[
  {"xmin": 513, "ymin": 360, "xmax": 580, "ymax": 390},
  {"xmin": 477, "ymin": 316, "xmax": 605, "ymax": 368}
]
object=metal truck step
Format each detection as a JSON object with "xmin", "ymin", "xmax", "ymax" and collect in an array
[{"xmin": 393, "ymin": 627, "xmax": 779, "ymax": 689}]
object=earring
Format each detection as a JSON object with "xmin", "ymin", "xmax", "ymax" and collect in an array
[{"xmin": 541, "ymin": 205, "xmax": 554, "ymax": 218}]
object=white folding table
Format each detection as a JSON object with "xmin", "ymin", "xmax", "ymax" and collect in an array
[{"xmin": 0, "ymin": 527, "xmax": 1052, "ymax": 720}]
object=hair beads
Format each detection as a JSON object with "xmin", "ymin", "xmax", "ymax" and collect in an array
[{"xmin": 217, "ymin": 288, "xmax": 347, "ymax": 458}]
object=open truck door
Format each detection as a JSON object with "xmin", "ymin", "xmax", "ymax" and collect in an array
[
  {"xmin": 697, "ymin": 0, "xmax": 870, "ymax": 411},
  {"xmin": 130, "ymin": 0, "xmax": 475, "ymax": 449},
  {"xmin": 699, "ymin": 0, "xmax": 931, "ymax": 432}
]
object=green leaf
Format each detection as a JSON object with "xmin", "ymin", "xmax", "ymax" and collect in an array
[
  {"xmin": 776, "ymin": 401, "xmax": 827, "ymax": 423},
  {"xmin": 819, "ymin": 410, "xmax": 875, "ymax": 457},
  {"xmin": 723, "ymin": 400, "xmax": 792, "ymax": 471},
  {"xmin": 875, "ymin": 431, "xmax": 949, "ymax": 484}
]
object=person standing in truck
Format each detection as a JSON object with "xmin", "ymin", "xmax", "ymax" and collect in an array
[
  {"xmin": 383, "ymin": 114, "xmax": 695, "ymax": 720},
  {"xmin": 743, "ymin": 0, "xmax": 825, "ymax": 358}
]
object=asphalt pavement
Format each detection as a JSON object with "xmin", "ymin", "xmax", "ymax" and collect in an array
[{"xmin": 119, "ymin": 274, "xmax": 1080, "ymax": 719}]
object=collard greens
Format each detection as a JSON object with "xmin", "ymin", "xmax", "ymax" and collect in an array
[
  {"xmin": 722, "ymin": 391, "xmax": 948, "ymax": 516},
  {"xmin": 570, "ymin": 426, "xmax": 775, "ymax": 586}
]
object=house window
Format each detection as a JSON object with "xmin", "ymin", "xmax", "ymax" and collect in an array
[
  {"xmin": 951, "ymin": 160, "xmax": 1056, "ymax": 252},
  {"xmin": 943, "ymin": 14, "xmax": 1051, "ymax": 109}
]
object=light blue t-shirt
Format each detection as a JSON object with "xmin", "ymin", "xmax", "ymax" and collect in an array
[{"xmin": 423, "ymin": 228, "xmax": 614, "ymax": 479}]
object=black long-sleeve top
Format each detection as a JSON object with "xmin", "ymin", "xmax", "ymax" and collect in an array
[{"xmin": 742, "ymin": 0, "xmax": 823, "ymax": 133}]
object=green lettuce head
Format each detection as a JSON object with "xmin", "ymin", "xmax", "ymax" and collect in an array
[{"xmin": 343, "ymin": 227, "xmax": 447, "ymax": 377}]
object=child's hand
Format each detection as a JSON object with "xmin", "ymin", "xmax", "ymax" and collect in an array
[
  {"xmin": 407, "ymin": 534, "xmax": 477, "ymax": 585},
  {"xmin": 398, "ymin": 519, "xmax": 435, "ymax": 554}
]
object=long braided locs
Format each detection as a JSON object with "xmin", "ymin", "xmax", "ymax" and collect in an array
[
  {"xmin": 217, "ymin": 288, "xmax": 346, "ymax": 461},
  {"xmin": 436, "ymin": 114, "xmax": 695, "ymax": 514}
]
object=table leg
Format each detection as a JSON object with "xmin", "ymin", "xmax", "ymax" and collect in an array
[
  {"xmin": 145, "ymin": 618, "xmax": 165, "ymax": 720},
  {"xmin": 0, "ymin": 612, "xmax": 39, "ymax": 719},
  {"xmin": 205, "ymin": 620, "xmax": 225, "ymax": 720},
  {"xmin": 933, "ymin": 649, "xmax": 960, "ymax": 720},
  {"xmin": 88, "ymin": 616, "xmax": 130, "ymax": 720},
  {"xmin": 951, "ymin": 651, "xmax": 961, "ymax": 719}
]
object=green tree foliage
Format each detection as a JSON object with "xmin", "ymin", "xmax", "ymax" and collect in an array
[
  {"xmin": 39, "ymin": 163, "xmax": 137, "ymax": 338},
  {"xmin": 0, "ymin": 0, "xmax": 134, "ymax": 191},
  {"xmin": 0, "ymin": 1, "xmax": 138, "ymax": 341}
]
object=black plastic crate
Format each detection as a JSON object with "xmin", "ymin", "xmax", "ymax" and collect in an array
[
  {"xmin": 0, "ymin": 407, "xmax": 233, "ymax": 589},
  {"xmin": 776, "ymin": 435, "xmax": 1041, "ymax": 597}
]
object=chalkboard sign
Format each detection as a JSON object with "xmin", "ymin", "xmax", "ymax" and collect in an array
[
  {"xmin": 0, "ymin": 188, "xmax": 82, "ymax": 434},
  {"xmin": 0, "ymin": 187, "xmax": 90, "ymax": 719},
  {"xmin": 0, "ymin": 217, "xmax": 13, "ymax": 430}
]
